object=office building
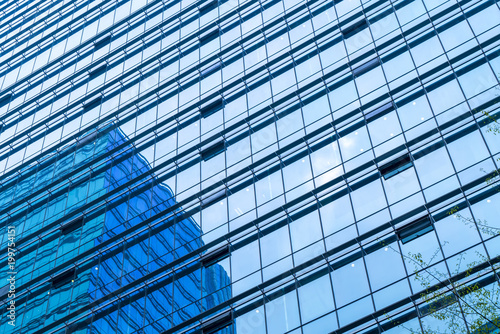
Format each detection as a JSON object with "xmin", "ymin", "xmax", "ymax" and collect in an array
[
  {"xmin": 0, "ymin": 126, "xmax": 231, "ymax": 333},
  {"xmin": 0, "ymin": 0, "xmax": 499, "ymax": 333}
]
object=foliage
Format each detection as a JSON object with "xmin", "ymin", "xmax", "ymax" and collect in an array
[
  {"xmin": 383, "ymin": 83, "xmax": 500, "ymax": 334},
  {"xmin": 403, "ymin": 250, "xmax": 500, "ymax": 334},
  {"xmin": 482, "ymin": 110, "xmax": 500, "ymax": 136},
  {"xmin": 448, "ymin": 206, "xmax": 500, "ymax": 238}
]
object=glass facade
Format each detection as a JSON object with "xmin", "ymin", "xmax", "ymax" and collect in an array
[{"xmin": 0, "ymin": 0, "xmax": 499, "ymax": 333}]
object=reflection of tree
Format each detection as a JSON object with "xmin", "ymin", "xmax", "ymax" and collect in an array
[
  {"xmin": 380, "ymin": 235, "xmax": 500, "ymax": 334},
  {"xmin": 384, "ymin": 110, "xmax": 500, "ymax": 334},
  {"xmin": 482, "ymin": 110, "xmax": 500, "ymax": 136},
  {"xmin": 402, "ymin": 249, "xmax": 499, "ymax": 334},
  {"xmin": 480, "ymin": 109, "xmax": 500, "ymax": 193},
  {"xmin": 448, "ymin": 206, "xmax": 500, "ymax": 238}
]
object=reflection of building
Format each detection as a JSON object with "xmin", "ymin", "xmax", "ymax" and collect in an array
[
  {"xmin": 0, "ymin": 128, "xmax": 231, "ymax": 333},
  {"xmin": 1, "ymin": 0, "xmax": 500, "ymax": 333}
]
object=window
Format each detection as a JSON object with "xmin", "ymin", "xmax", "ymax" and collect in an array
[
  {"xmin": 94, "ymin": 34, "xmax": 112, "ymax": 49},
  {"xmin": 200, "ymin": 244, "xmax": 230, "ymax": 267},
  {"xmin": 396, "ymin": 216, "xmax": 433, "ymax": 244},
  {"xmin": 379, "ymin": 153, "xmax": 413, "ymax": 179},
  {"xmin": 60, "ymin": 216, "xmax": 85, "ymax": 235},
  {"xmin": 88, "ymin": 64, "xmax": 107, "ymax": 79},
  {"xmin": 201, "ymin": 310, "xmax": 233, "ymax": 334},
  {"xmin": 352, "ymin": 58, "xmax": 380, "ymax": 77},
  {"xmin": 83, "ymin": 96, "xmax": 103, "ymax": 111},
  {"xmin": 365, "ymin": 102, "xmax": 394, "ymax": 121},
  {"xmin": 341, "ymin": 18, "xmax": 368, "ymax": 39},
  {"xmin": 0, "ymin": 93, "xmax": 12, "ymax": 108},
  {"xmin": 200, "ymin": 141, "xmax": 226, "ymax": 161},
  {"xmin": 50, "ymin": 268, "xmax": 76, "ymax": 288},
  {"xmin": 199, "ymin": 0, "xmax": 219, "ymax": 16}
]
